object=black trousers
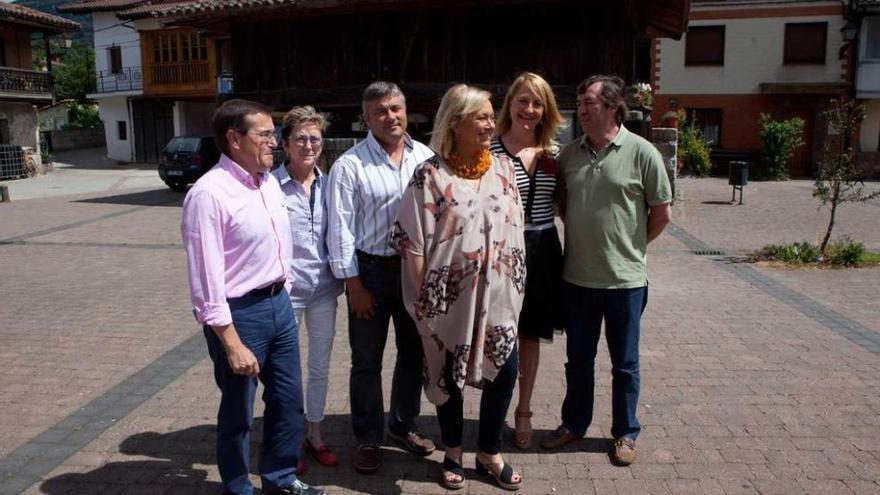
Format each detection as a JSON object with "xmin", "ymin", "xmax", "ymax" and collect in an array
[
  {"xmin": 436, "ymin": 346, "xmax": 518, "ymax": 454},
  {"xmin": 348, "ymin": 255, "xmax": 425, "ymax": 445}
]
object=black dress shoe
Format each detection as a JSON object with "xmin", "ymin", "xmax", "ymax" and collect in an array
[{"xmin": 263, "ymin": 479, "xmax": 325, "ymax": 495}]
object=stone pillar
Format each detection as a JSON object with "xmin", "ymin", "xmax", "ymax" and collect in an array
[{"xmin": 652, "ymin": 127, "xmax": 678, "ymax": 200}]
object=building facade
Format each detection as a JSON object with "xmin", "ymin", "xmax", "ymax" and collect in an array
[
  {"xmin": 847, "ymin": 0, "xmax": 880, "ymax": 176},
  {"xmin": 115, "ymin": 0, "xmax": 690, "ymax": 144},
  {"xmin": 653, "ymin": 0, "xmax": 847, "ymax": 177},
  {"xmin": 59, "ymin": 0, "xmax": 218, "ymax": 164},
  {"xmin": 1, "ymin": 2, "xmax": 79, "ymax": 175}
]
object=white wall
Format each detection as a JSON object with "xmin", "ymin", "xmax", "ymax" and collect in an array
[
  {"xmin": 92, "ymin": 12, "xmax": 141, "ymax": 77},
  {"xmin": 658, "ymin": 14, "xmax": 846, "ymax": 94},
  {"xmin": 861, "ymin": 99, "xmax": 880, "ymax": 152},
  {"xmin": 99, "ymin": 96, "xmax": 132, "ymax": 162}
]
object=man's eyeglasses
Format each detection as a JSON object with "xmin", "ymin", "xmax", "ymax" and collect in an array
[
  {"xmin": 245, "ymin": 130, "xmax": 277, "ymax": 145},
  {"xmin": 290, "ymin": 135, "xmax": 323, "ymax": 147}
]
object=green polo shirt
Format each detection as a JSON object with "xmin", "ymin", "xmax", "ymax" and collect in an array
[{"xmin": 559, "ymin": 125, "xmax": 672, "ymax": 289}]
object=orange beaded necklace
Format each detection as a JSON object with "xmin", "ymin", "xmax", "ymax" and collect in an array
[{"xmin": 446, "ymin": 148, "xmax": 491, "ymax": 179}]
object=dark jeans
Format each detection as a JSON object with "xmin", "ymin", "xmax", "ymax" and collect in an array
[
  {"xmin": 436, "ymin": 348, "xmax": 518, "ymax": 454},
  {"xmin": 203, "ymin": 289, "xmax": 303, "ymax": 495},
  {"xmin": 560, "ymin": 282, "xmax": 647, "ymax": 440},
  {"xmin": 349, "ymin": 256, "xmax": 424, "ymax": 445}
]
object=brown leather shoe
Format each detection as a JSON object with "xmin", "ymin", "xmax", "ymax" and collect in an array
[
  {"xmin": 387, "ymin": 429, "xmax": 436, "ymax": 455},
  {"xmin": 611, "ymin": 437, "xmax": 637, "ymax": 465},
  {"xmin": 352, "ymin": 444, "xmax": 382, "ymax": 474},
  {"xmin": 539, "ymin": 425, "xmax": 582, "ymax": 450}
]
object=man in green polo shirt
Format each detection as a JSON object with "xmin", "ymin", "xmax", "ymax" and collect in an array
[{"xmin": 540, "ymin": 75, "xmax": 672, "ymax": 466}]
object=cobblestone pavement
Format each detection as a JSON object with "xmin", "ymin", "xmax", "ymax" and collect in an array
[{"xmin": 0, "ymin": 177, "xmax": 878, "ymax": 494}]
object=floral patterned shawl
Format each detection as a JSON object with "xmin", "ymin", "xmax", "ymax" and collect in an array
[{"xmin": 390, "ymin": 153, "xmax": 526, "ymax": 405}]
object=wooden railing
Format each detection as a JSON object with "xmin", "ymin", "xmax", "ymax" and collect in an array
[
  {"xmin": 148, "ymin": 61, "xmax": 210, "ymax": 85},
  {"xmin": 0, "ymin": 67, "xmax": 52, "ymax": 95}
]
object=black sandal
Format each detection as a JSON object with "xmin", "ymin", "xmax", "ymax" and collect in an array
[
  {"xmin": 441, "ymin": 457, "xmax": 465, "ymax": 490},
  {"xmin": 475, "ymin": 458, "xmax": 522, "ymax": 491}
]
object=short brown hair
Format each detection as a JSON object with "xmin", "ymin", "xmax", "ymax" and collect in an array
[
  {"xmin": 212, "ymin": 99, "xmax": 273, "ymax": 155},
  {"xmin": 281, "ymin": 106, "xmax": 327, "ymax": 142},
  {"xmin": 576, "ymin": 75, "xmax": 627, "ymax": 125}
]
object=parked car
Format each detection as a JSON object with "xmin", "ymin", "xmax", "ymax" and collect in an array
[{"xmin": 158, "ymin": 136, "xmax": 220, "ymax": 191}]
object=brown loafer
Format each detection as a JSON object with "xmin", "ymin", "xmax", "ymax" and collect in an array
[
  {"xmin": 611, "ymin": 437, "xmax": 637, "ymax": 466},
  {"xmin": 539, "ymin": 425, "xmax": 582, "ymax": 450},
  {"xmin": 352, "ymin": 444, "xmax": 382, "ymax": 474},
  {"xmin": 387, "ymin": 429, "xmax": 435, "ymax": 455}
]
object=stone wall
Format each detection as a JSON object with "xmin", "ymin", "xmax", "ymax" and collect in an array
[
  {"xmin": 652, "ymin": 127, "xmax": 678, "ymax": 199},
  {"xmin": 48, "ymin": 128, "xmax": 106, "ymax": 152},
  {"xmin": 0, "ymin": 102, "xmax": 39, "ymax": 149}
]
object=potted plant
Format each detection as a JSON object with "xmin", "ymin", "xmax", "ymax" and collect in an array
[
  {"xmin": 661, "ymin": 109, "xmax": 683, "ymax": 128},
  {"xmin": 626, "ymin": 82, "xmax": 653, "ymax": 110}
]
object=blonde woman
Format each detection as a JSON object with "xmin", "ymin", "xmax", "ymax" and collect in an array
[
  {"xmin": 490, "ymin": 72, "xmax": 566, "ymax": 450},
  {"xmin": 391, "ymin": 84, "xmax": 525, "ymax": 490}
]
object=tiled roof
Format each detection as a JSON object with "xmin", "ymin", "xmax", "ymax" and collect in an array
[
  {"xmin": 57, "ymin": 0, "xmax": 148, "ymax": 14},
  {"xmin": 0, "ymin": 3, "xmax": 80, "ymax": 32},
  {"xmin": 115, "ymin": 0, "xmax": 688, "ymax": 39},
  {"xmin": 117, "ymin": 0, "xmax": 304, "ymax": 19}
]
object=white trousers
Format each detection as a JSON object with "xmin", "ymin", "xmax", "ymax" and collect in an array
[{"xmin": 295, "ymin": 298, "xmax": 338, "ymax": 423}]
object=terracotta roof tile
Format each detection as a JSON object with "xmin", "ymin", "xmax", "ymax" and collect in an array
[
  {"xmin": 0, "ymin": 3, "xmax": 80, "ymax": 32},
  {"xmin": 118, "ymin": 0, "xmax": 326, "ymax": 20},
  {"xmin": 57, "ymin": 0, "xmax": 148, "ymax": 14}
]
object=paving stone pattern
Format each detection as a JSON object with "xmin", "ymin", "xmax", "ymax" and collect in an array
[{"xmin": 0, "ymin": 178, "xmax": 878, "ymax": 494}]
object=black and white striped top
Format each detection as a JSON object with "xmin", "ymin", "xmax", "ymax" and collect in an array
[{"xmin": 490, "ymin": 137, "xmax": 557, "ymax": 228}]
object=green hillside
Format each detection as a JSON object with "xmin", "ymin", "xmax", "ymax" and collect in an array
[{"xmin": 13, "ymin": 0, "xmax": 93, "ymax": 46}]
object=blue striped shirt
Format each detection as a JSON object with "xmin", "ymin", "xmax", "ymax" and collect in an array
[{"xmin": 326, "ymin": 131, "xmax": 434, "ymax": 278}]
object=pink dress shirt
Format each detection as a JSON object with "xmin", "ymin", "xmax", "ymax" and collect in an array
[{"xmin": 181, "ymin": 154, "xmax": 293, "ymax": 327}]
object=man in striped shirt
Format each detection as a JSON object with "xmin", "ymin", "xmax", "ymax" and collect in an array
[{"xmin": 326, "ymin": 82, "xmax": 436, "ymax": 474}]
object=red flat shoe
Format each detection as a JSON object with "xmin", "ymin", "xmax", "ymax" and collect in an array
[{"xmin": 305, "ymin": 439, "xmax": 339, "ymax": 467}]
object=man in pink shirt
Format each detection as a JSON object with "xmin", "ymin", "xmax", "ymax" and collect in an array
[{"xmin": 181, "ymin": 99, "xmax": 323, "ymax": 495}]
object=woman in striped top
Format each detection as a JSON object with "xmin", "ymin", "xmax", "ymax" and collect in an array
[{"xmin": 491, "ymin": 72, "xmax": 566, "ymax": 450}]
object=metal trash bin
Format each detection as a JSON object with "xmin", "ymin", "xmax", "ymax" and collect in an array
[
  {"xmin": 728, "ymin": 161, "xmax": 748, "ymax": 204},
  {"xmin": 729, "ymin": 161, "xmax": 748, "ymax": 186}
]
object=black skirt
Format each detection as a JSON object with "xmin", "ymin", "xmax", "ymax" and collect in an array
[{"xmin": 518, "ymin": 225, "xmax": 564, "ymax": 341}]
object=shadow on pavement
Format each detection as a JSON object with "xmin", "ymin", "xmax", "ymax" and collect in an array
[
  {"xmin": 40, "ymin": 425, "xmax": 220, "ymax": 494},
  {"xmin": 75, "ymin": 188, "xmax": 185, "ymax": 207},
  {"xmin": 39, "ymin": 414, "xmax": 610, "ymax": 494},
  {"xmin": 52, "ymin": 147, "xmax": 158, "ymax": 171},
  {"xmin": 701, "ymin": 200, "xmax": 739, "ymax": 206}
]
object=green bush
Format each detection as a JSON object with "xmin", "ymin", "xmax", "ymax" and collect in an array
[
  {"xmin": 63, "ymin": 103, "xmax": 102, "ymax": 130},
  {"xmin": 826, "ymin": 238, "xmax": 865, "ymax": 267},
  {"xmin": 756, "ymin": 114, "xmax": 805, "ymax": 181},
  {"xmin": 759, "ymin": 242, "xmax": 821, "ymax": 263},
  {"xmin": 757, "ymin": 238, "xmax": 877, "ymax": 267},
  {"xmin": 677, "ymin": 116, "xmax": 713, "ymax": 177}
]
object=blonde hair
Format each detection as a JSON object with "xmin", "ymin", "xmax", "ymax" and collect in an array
[
  {"xmin": 280, "ymin": 105, "xmax": 327, "ymax": 141},
  {"xmin": 429, "ymin": 84, "xmax": 493, "ymax": 160},
  {"xmin": 495, "ymin": 72, "xmax": 566, "ymax": 152}
]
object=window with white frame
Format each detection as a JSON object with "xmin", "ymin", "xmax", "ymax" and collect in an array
[{"xmin": 863, "ymin": 17, "xmax": 880, "ymax": 60}]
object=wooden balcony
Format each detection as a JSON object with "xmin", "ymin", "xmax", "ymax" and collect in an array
[
  {"xmin": 0, "ymin": 67, "xmax": 53, "ymax": 101},
  {"xmin": 143, "ymin": 61, "xmax": 214, "ymax": 97}
]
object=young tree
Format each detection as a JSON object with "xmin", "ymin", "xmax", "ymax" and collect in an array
[{"xmin": 814, "ymin": 99, "xmax": 880, "ymax": 252}]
